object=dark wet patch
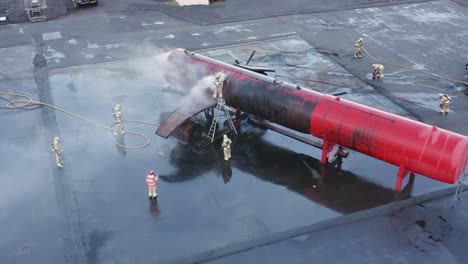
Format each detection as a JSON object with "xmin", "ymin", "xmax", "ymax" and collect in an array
[
  {"xmin": 33, "ymin": 54, "xmax": 47, "ymax": 68},
  {"xmin": 427, "ymin": 234, "xmax": 442, "ymax": 242},
  {"xmin": 86, "ymin": 230, "xmax": 112, "ymax": 264},
  {"xmin": 67, "ymin": 82, "xmax": 77, "ymax": 92},
  {"xmin": 415, "ymin": 220, "xmax": 426, "ymax": 229},
  {"xmin": 161, "ymin": 127, "xmax": 410, "ymax": 214}
]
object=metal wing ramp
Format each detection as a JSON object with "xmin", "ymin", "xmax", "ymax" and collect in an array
[{"xmin": 156, "ymin": 91, "xmax": 216, "ymax": 139}]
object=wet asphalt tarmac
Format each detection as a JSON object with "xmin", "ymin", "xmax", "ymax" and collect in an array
[
  {"xmin": 41, "ymin": 46, "xmax": 443, "ymax": 263},
  {"xmin": 1, "ymin": 0, "xmax": 468, "ymax": 263},
  {"xmin": 207, "ymin": 190, "xmax": 468, "ymax": 264}
]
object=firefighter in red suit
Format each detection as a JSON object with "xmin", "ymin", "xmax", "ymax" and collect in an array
[{"xmin": 146, "ymin": 170, "xmax": 158, "ymax": 199}]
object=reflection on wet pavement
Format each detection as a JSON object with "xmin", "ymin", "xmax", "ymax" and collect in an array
[
  {"xmin": 113, "ymin": 133, "xmax": 127, "ymax": 156},
  {"xmin": 148, "ymin": 198, "xmax": 160, "ymax": 219},
  {"xmin": 161, "ymin": 126, "xmax": 414, "ymax": 214}
]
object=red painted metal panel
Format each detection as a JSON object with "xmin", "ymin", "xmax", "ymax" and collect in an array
[{"xmin": 310, "ymin": 95, "xmax": 468, "ymax": 184}]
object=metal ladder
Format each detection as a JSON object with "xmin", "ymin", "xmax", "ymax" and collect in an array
[
  {"xmin": 452, "ymin": 168, "xmax": 468, "ymax": 206},
  {"xmin": 207, "ymin": 98, "xmax": 237, "ymax": 142}
]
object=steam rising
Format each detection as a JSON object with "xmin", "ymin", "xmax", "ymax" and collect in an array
[
  {"xmin": 185, "ymin": 75, "xmax": 216, "ymax": 103},
  {"xmin": 132, "ymin": 50, "xmax": 220, "ymax": 108}
]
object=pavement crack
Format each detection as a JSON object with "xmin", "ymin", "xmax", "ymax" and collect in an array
[
  {"xmin": 71, "ymin": 189, "xmax": 87, "ymax": 250},
  {"xmin": 438, "ymin": 215, "xmax": 447, "ymax": 222}
]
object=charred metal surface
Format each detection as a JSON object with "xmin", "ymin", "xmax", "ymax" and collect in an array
[
  {"xmin": 169, "ymin": 49, "xmax": 323, "ymax": 134},
  {"xmin": 173, "ymin": 120, "xmax": 203, "ymax": 144},
  {"xmin": 225, "ymin": 77, "xmax": 320, "ymax": 134},
  {"xmin": 316, "ymin": 99, "xmax": 392, "ymax": 155},
  {"xmin": 156, "ymin": 91, "xmax": 216, "ymax": 138},
  {"xmin": 249, "ymin": 116, "xmax": 322, "ymax": 149}
]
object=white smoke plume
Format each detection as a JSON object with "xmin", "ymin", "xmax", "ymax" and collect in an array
[{"xmin": 126, "ymin": 47, "xmax": 218, "ymax": 109}]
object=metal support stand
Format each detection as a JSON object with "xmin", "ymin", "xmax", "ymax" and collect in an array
[
  {"xmin": 207, "ymin": 98, "xmax": 237, "ymax": 142},
  {"xmin": 452, "ymin": 169, "xmax": 468, "ymax": 206},
  {"xmin": 321, "ymin": 137, "xmax": 329, "ymax": 164},
  {"xmin": 320, "ymin": 137, "xmax": 336, "ymax": 164},
  {"xmin": 395, "ymin": 165, "xmax": 414, "ymax": 192}
]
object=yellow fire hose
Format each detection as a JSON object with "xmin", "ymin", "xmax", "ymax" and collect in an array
[
  {"xmin": 238, "ymin": 38, "xmax": 467, "ymax": 86},
  {"xmin": 0, "ymin": 91, "xmax": 159, "ymax": 149},
  {"xmin": 362, "ymin": 47, "xmax": 467, "ymax": 85}
]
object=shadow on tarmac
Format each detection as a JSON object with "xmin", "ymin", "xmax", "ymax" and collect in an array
[
  {"xmin": 159, "ymin": 128, "xmax": 414, "ymax": 214},
  {"xmin": 148, "ymin": 198, "xmax": 160, "ymax": 219}
]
